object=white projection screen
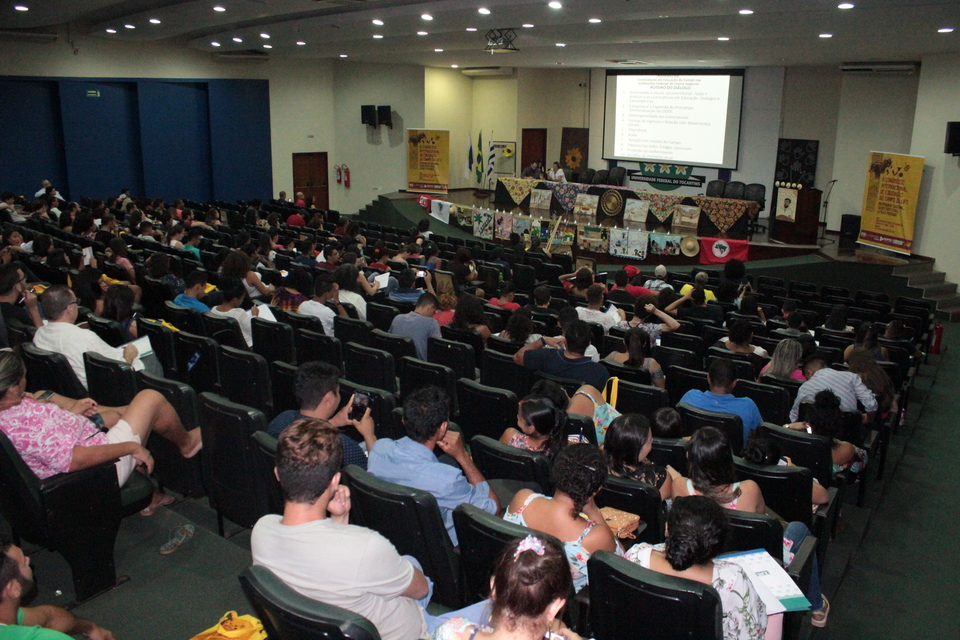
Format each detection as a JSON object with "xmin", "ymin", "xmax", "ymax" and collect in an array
[{"xmin": 603, "ymin": 69, "xmax": 745, "ymax": 169}]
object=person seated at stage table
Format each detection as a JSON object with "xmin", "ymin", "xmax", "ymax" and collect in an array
[
  {"xmin": 665, "ymin": 286, "xmax": 725, "ymax": 325},
  {"xmin": 559, "ymin": 267, "xmax": 594, "ymax": 299},
  {"xmin": 576, "ymin": 284, "xmax": 626, "ymax": 332},
  {"xmin": 546, "ymin": 161, "xmax": 567, "ymax": 183},
  {"xmin": 520, "ymin": 160, "xmax": 543, "ymax": 179}
]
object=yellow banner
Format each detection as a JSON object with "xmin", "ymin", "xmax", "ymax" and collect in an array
[
  {"xmin": 407, "ymin": 129, "xmax": 449, "ymax": 194},
  {"xmin": 858, "ymin": 151, "xmax": 924, "ymax": 254}
]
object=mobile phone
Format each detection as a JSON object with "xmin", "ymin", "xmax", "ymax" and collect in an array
[
  {"xmin": 417, "ymin": 269, "xmax": 427, "ymax": 278},
  {"xmin": 349, "ymin": 391, "xmax": 371, "ymax": 422},
  {"xmin": 82, "ymin": 246, "xmax": 93, "ymax": 267}
]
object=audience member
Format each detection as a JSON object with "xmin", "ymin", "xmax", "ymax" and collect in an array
[
  {"xmin": 173, "ymin": 271, "xmax": 211, "ymax": 313},
  {"xmin": 650, "ymin": 406, "xmax": 683, "ymax": 438},
  {"xmin": 433, "ymin": 293, "xmax": 458, "ymax": 327},
  {"xmin": 498, "ymin": 394, "xmax": 567, "ymax": 460},
  {"xmin": 558, "ymin": 268, "xmax": 593, "ymax": 298},
  {"xmin": 759, "ymin": 338, "xmax": 806, "ymax": 381},
  {"xmin": 616, "ymin": 297, "xmax": 680, "ymax": 346},
  {"xmin": 679, "ymin": 358, "xmax": 762, "ymax": 441},
  {"xmin": 666, "ymin": 286, "xmax": 724, "ymax": 324},
  {"xmin": 298, "ymin": 274, "xmax": 348, "ymax": 336},
  {"xmin": 605, "ymin": 413, "xmax": 672, "ymax": 500},
  {"xmin": 679, "ymin": 272, "xmax": 717, "ymax": 301},
  {"xmin": 603, "ymin": 327, "xmax": 665, "ymax": 389},
  {"xmin": 513, "ymin": 319, "xmax": 609, "ymax": 391},
  {"xmin": 717, "ymin": 319, "xmax": 769, "ymax": 358},
  {"xmin": 389, "ymin": 292, "xmax": 441, "ymax": 360},
  {"xmin": 270, "ymin": 268, "xmax": 312, "ymax": 312},
  {"xmin": 786, "ymin": 389, "xmax": 868, "ymax": 477},
  {"xmin": 449, "ymin": 294, "xmax": 492, "ymax": 339},
  {"xmin": 389, "ymin": 268, "xmax": 435, "ymax": 304},
  {"xmin": 497, "ymin": 308, "xmax": 539, "ymax": 345},
  {"xmin": 843, "ymin": 323, "xmax": 889, "ymax": 362},
  {"xmin": 643, "ymin": 264, "xmax": 673, "ymax": 292},
  {"xmin": 209, "ymin": 278, "xmax": 258, "ymax": 347},
  {"xmin": 0, "ymin": 263, "xmax": 42, "ymax": 328},
  {"xmin": 576, "ymin": 284, "xmax": 625, "ymax": 332},
  {"xmin": 488, "ymin": 281, "xmax": 520, "ymax": 311},
  {"xmin": 790, "ymin": 354, "xmax": 877, "ymax": 421}
]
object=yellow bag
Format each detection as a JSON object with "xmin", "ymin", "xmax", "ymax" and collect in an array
[
  {"xmin": 603, "ymin": 377, "xmax": 620, "ymax": 409},
  {"xmin": 190, "ymin": 611, "xmax": 267, "ymax": 640}
]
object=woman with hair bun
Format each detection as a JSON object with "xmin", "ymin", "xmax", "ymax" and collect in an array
[
  {"xmin": 432, "ymin": 535, "xmax": 581, "ymax": 640},
  {"xmin": 503, "ymin": 444, "xmax": 620, "ymax": 592},
  {"xmin": 604, "ymin": 413, "xmax": 672, "ymax": 500},
  {"xmin": 499, "ymin": 395, "xmax": 568, "ymax": 460},
  {"xmin": 603, "ymin": 327, "xmax": 665, "ymax": 389},
  {"xmin": 625, "ymin": 495, "xmax": 767, "ymax": 640}
]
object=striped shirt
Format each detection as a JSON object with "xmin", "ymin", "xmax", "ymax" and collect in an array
[{"xmin": 790, "ymin": 367, "xmax": 878, "ymax": 421}]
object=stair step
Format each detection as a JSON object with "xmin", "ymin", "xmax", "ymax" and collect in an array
[
  {"xmin": 907, "ymin": 271, "xmax": 946, "ymax": 286},
  {"xmin": 919, "ymin": 282, "xmax": 958, "ymax": 297},
  {"xmin": 893, "ymin": 262, "xmax": 935, "ymax": 277},
  {"xmin": 936, "ymin": 295, "xmax": 960, "ymax": 310},
  {"xmin": 937, "ymin": 308, "xmax": 960, "ymax": 322}
]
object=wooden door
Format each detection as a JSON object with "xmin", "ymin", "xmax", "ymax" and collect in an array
[
  {"xmin": 521, "ymin": 129, "xmax": 547, "ymax": 176},
  {"xmin": 292, "ymin": 152, "xmax": 329, "ymax": 210}
]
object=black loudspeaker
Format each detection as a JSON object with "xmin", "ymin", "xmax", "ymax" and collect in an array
[
  {"xmin": 361, "ymin": 105, "xmax": 377, "ymax": 127},
  {"xmin": 378, "ymin": 105, "xmax": 392, "ymax": 129},
  {"xmin": 839, "ymin": 214, "xmax": 861, "ymax": 249},
  {"xmin": 945, "ymin": 122, "xmax": 960, "ymax": 155}
]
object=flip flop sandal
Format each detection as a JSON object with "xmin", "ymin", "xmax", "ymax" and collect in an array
[
  {"xmin": 811, "ymin": 595, "xmax": 830, "ymax": 628},
  {"xmin": 140, "ymin": 493, "xmax": 177, "ymax": 517},
  {"xmin": 159, "ymin": 524, "xmax": 195, "ymax": 555}
]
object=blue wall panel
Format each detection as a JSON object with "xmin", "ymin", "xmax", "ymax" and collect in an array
[
  {"xmin": 138, "ymin": 81, "xmax": 213, "ymax": 203},
  {"xmin": 208, "ymin": 79, "xmax": 272, "ymax": 202},
  {"xmin": 0, "ymin": 79, "xmax": 68, "ymax": 199},
  {"xmin": 59, "ymin": 80, "xmax": 144, "ymax": 200}
]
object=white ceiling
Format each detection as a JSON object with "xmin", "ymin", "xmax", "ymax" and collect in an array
[{"xmin": 4, "ymin": 0, "xmax": 960, "ymax": 69}]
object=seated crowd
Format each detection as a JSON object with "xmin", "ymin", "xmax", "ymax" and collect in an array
[{"xmin": 0, "ymin": 187, "xmax": 922, "ymax": 640}]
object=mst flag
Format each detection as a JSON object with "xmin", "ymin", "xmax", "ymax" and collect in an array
[{"xmin": 699, "ymin": 237, "xmax": 749, "ymax": 264}]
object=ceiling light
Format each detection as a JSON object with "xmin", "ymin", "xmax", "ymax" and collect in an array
[
  {"xmin": 211, "ymin": 42, "xmax": 221, "ymax": 47},
  {"xmin": 373, "ymin": 34, "xmax": 383, "ymax": 38},
  {"xmin": 232, "ymin": 37, "xmax": 242, "ymax": 42},
  {"xmin": 435, "ymin": 48, "xmax": 443, "ymax": 52},
  {"xmin": 939, "ymin": 27, "xmax": 954, "ymax": 33},
  {"xmin": 819, "ymin": 33, "xmax": 832, "ymax": 38},
  {"xmin": 478, "ymin": 7, "xmax": 490, "ymax": 14},
  {"xmin": 739, "ymin": 9, "xmax": 754, "ymax": 15},
  {"xmin": 105, "ymin": 28, "xmax": 116, "ymax": 33},
  {"xmin": 556, "ymin": 43, "xmax": 565, "ymax": 47},
  {"xmin": 263, "ymin": 44, "xmax": 272, "ymax": 49},
  {"xmin": 296, "ymin": 41, "xmax": 305, "ymax": 45},
  {"xmin": 466, "ymin": 27, "xmax": 477, "ymax": 31},
  {"xmin": 717, "ymin": 36, "xmax": 729, "ymax": 40},
  {"xmin": 451, "ymin": 64, "xmax": 458, "ymax": 68},
  {"xmin": 589, "ymin": 18, "xmax": 601, "ymax": 23},
  {"xmin": 522, "ymin": 24, "xmax": 534, "ymax": 28},
  {"xmin": 418, "ymin": 31, "xmax": 428, "ymax": 35},
  {"xmin": 13, "ymin": 5, "xmax": 28, "ymax": 11},
  {"xmin": 421, "ymin": 14, "xmax": 433, "ymax": 20},
  {"xmin": 149, "ymin": 18, "xmax": 161, "ymax": 24},
  {"xmin": 125, "ymin": 24, "xmax": 135, "ymax": 29},
  {"xmin": 549, "ymin": 2, "xmax": 562, "ymax": 8},
  {"xmin": 213, "ymin": 6, "xmax": 225, "ymax": 12},
  {"xmin": 838, "ymin": 3, "xmax": 854, "ymax": 8},
  {"xmin": 340, "ymin": 54, "xmax": 348, "ymax": 58},
  {"xmin": 372, "ymin": 19, "xmax": 383, "ymax": 26},
  {"xmin": 260, "ymin": 33, "xmax": 270, "ymax": 38}
]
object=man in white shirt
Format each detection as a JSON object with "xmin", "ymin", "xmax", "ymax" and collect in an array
[
  {"xmin": 299, "ymin": 275, "xmax": 349, "ymax": 337},
  {"xmin": 34, "ymin": 180, "xmax": 64, "ymax": 201},
  {"xmin": 575, "ymin": 284, "xmax": 626, "ymax": 333},
  {"xmin": 33, "ymin": 286, "xmax": 143, "ymax": 390}
]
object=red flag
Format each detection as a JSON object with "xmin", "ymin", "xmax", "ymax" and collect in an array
[
  {"xmin": 699, "ymin": 237, "xmax": 749, "ymax": 264},
  {"xmin": 418, "ymin": 195, "xmax": 434, "ymax": 211}
]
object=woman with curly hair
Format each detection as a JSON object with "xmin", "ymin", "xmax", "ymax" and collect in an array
[
  {"xmin": 433, "ymin": 293, "xmax": 458, "ymax": 327},
  {"xmin": 499, "ymin": 395, "xmax": 567, "ymax": 460},
  {"xmin": 625, "ymin": 496, "xmax": 768, "ymax": 640},
  {"xmin": 450, "ymin": 293, "xmax": 491, "ymax": 339},
  {"xmin": 604, "ymin": 413, "xmax": 671, "ymax": 500},
  {"xmin": 786, "ymin": 389, "xmax": 868, "ymax": 476},
  {"xmin": 220, "ymin": 249, "xmax": 275, "ymax": 301},
  {"xmin": 503, "ymin": 444, "xmax": 620, "ymax": 592},
  {"xmin": 497, "ymin": 308, "xmax": 539, "ymax": 344}
]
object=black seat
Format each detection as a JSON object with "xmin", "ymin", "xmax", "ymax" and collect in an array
[
  {"xmin": 608, "ymin": 380, "xmax": 670, "ymax": 417},
  {"xmin": 284, "ymin": 310, "xmax": 326, "ymax": 334},
  {"xmin": 369, "ymin": 329, "xmax": 417, "ymax": 374},
  {"xmin": 706, "ymin": 347, "xmax": 760, "ymax": 380},
  {"xmin": 296, "ymin": 329, "xmax": 343, "ymax": 372},
  {"xmin": 250, "ymin": 431, "xmax": 284, "ymax": 516},
  {"xmin": 588, "ymin": 550, "xmax": 723, "ymax": 640},
  {"xmin": 486, "ymin": 334, "xmax": 524, "ymax": 355},
  {"xmin": 660, "ymin": 332, "xmax": 706, "ymax": 359},
  {"xmin": 664, "ymin": 365, "xmax": 708, "ymax": 405},
  {"xmin": 743, "ymin": 182, "xmax": 766, "ymax": 212},
  {"xmin": 239, "ymin": 565, "xmax": 381, "ymax": 640},
  {"xmin": 6, "ymin": 317, "xmax": 36, "ymax": 348},
  {"xmin": 653, "ymin": 345, "xmax": 701, "ymax": 371},
  {"xmin": 87, "ymin": 315, "xmax": 129, "ymax": 348},
  {"xmin": 0, "ymin": 432, "xmax": 153, "ymax": 602},
  {"xmin": 734, "ymin": 457, "xmax": 813, "ymax": 528},
  {"xmin": 140, "ymin": 276, "xmax": 176, "ymax": 320},
  {"xmin": 21, "ymin": 342, "xmax": 88, "ymax": 399},
  {"xmin": 596, "ymin": 475, "xmax": 665, "ymax": 544},
  {"xmin": 201, "ymin": 311, "xmax": 249, "ymax": 350},
  {"xmin": 173, "ymin": 331, "xmax": 220, "ymax": 394},
  {"xmin": 606, "ymin": 165, "xmax": 626, "ymax": 186},
  {"xmin": 592, "ymin": 169, "xmax": 609, "ymax": 185},
  {"xmin": 456, "ymin": 378, "xmax": 519, "ymax": 441},
  {"xmin": 399, "ymin": 357, "xmax": 457, "ymax": 409},
  {"xmin": 600, "ymin": 360, "xmax": 652, "ymax": 386},
  {"xmin": 219, "ymin": 345, "xmax": 273, "ymax": 417},
  {"xmin": 470, "ymin": 435, "xmax": 553, "ymax": 495},
  {"xmin": 251, "ymin": 318, "xmax": 296, "ymax": 366},
  {"xmin": 138, "ymin": 318, "xmax": 177, "ymax": 377},
  {"xmin": 758, "ymin": 375, "xmax": 804, "ymax": 406},
  {"xmin": 164, "ymin": 300, "xmax": 202, "ymax": 333},
  {"xmin": 705, "ymin": 179, "xmax": 726, "ymax": 198},
  {"xmin": 648, "ymin": 437, "xmax": 688, "ymax": 471},
  {"xmin": 366, "ymin": 301, "xmax": 398, "ymax": 332},
  {"xmin": 341, "ymin": 465, "xmax": 461, "ymax": 608},
  {"xmin": 441, "ymin": 325, "xmax": 485, "ymax": 368},
  {"xmin": 579, "ymin": 168, "xmax": 597, "ymax": 185},
  {"xmin": 344, "ymin": 343, "xmax": 395, "ymax": 393},
  {"xmin": 137, "ymin": 371, "xmax": 205, "ymax": 497},
  {"xmin": 453, "ymin": 503, "xmax": 563, "ymax": 604},
  {"xmin": 83, "ymin": 352, "xmax": 138, "ymax": 407},
  {"xmin": 427, "ymin": 337, "xmax": 476, "ymax": 381},
  {"xmin": 270, "ymin": 361, "xmax": 300, "ymax": 416},
  {"xmin": 733, "ymin": 379, "xmax": 791, "ymax": 425},
  {"xmin": 198, "ymin": 392, "xmax": 271, "ymax": 536},
  {"xmin": 724, "ymin": 510, "xmax": 782, "ymax": 560},
  {"xmin": 334, "ymin": 316, "xmax": 374, "ymax": 346},
  {"xmin": 480, "ymin": 349, "xmax": 532, "ymax": 398},
  {"xmin": 676, "ymin": 402, "xmax": 746, "ymax": 454},
  {"xmin": 722, "ymin": 180, "xmax": 746, "ymax": 200}
]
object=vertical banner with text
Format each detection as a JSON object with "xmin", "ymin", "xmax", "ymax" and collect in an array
[
  {"xmin": 858, "ymin": 151, "xmax": 924, "ymax": 254},
  {"xmin": 407, "ymin": 129, "xmax": 450, "ymax": 194}
]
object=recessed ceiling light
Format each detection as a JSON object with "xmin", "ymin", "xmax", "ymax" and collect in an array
[
  {"xmin": 717, "ymin": 36, "xmax": 729, "ymax": 41},
  {"xmin": 373, "ymin": 34, "xmax": 383, "ymax": 38},
  {"xmin": 819, "ymin": 33, "xmax": 832, "ymax": 38},
  {"xmin": 213, "ymin": 6, "xmax": 225, "ymax": 12},
  {"xmin": 372, "ymin": 19, "xmax": 383, "ymax": 26},
  {"xmin": 13, "ymin": 5, "xmax": 28, "ymax": 11},
  {"xmin": 435, "ymin": 48, "xmax": 443, "ymax": 52},
  {"xmin": 522, "ymin": 24, "xmax": 534, "ymax": 28},
  {"xmin": 296, "ymin": 41, "xmax": 306, "ymax": 45},
  {"xmin": 478, "ymin": 7, "xmax": 490, "ymax": 14},
  {"xmin": 421, "ymin": 13, "xmax": 433, "ymax": 20},
  {"xmin": 340, "ymin": 54, "xmax": 348, "ymax": 57},
  {"xmin": 589, "ymin": 18, "xmax": 601, "ymax": 23},
  {"xmin": 451, "ymin": 64, "xmax": 458, "ymax": 68},
  {"xmin": 418, "ymin": 31, "xmax": 428, "ymax": 35},
  {"xmin": 211, "ymin": 42, "xmax": 221, "ymax": 47},
  {"xmin": 232, "ymin": 37, "xmax": 242, "ymax": 42},
  {"xmin": 466, "ymin": 27, "xmax": 477, "ymax": 31},
  {"xmin": 149, "ymin": 18, "xmax": 161, "ymax": 24},
  {"xmin": 838, "ymin": 3, "xmax": 854, "ymax": 8},
  {"xmin": 938, "ymin": 27, "xmax": 954, "ymax": 33},
  {"xmin": 260, "ymin": 33, "xmax": 270, "ymax": 38},
  {"xmin": 263, "ymin": 44, "xmax": 272, "ymax": 49},
  {"xmin": 739, "ymin": 9, "xmax": 754, "ymax": 15},
  {"xmin": 556, "ymin": 43, "xmax": 565, "ymax": 47},
  {"xmin": 125, "ymin": 24, "xmax": 135, "ymax": 29},
  {"xmin": 549, "ymin": 2, "xmax": 562, "ymax": 8},
  {"xmin": 105, "ymin": 28, "xmax": 116, "ymax": 33}
]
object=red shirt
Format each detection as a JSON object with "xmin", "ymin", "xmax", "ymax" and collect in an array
[
  {"xmin": 434, "ymin": 309, "xmax": 455, "ymax": 327},
  {"xmin": 286, "ymin": 213, "xmax": 305, "ymax": 227},
  {"xmin": 488, "ymin": 298, "xmax": 520, "ymax": 311},
  {"xmin": 294, "ymin": 198, "xmax": 306, "ymax": 207},
  {"xmin": 611, "ymin": 284, "xmax": 654, "ymax": 297}
]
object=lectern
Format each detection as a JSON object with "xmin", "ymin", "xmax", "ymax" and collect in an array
[{"xmin": 771, "ymin": 185, "xmax": 821, "ymax": 245}]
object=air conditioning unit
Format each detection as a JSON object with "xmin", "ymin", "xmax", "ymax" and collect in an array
[
  {"xmin": 215, "ymin": 50, "xmax": 270, "ymax": 63},
  {"xmin": 460, "ymin": 66, "xmax": 515, "ymax": 77},
  {"xmin": 0, "ymin": 30, "xmax": 57, "ymax": 43},
  {"xmin": 840, "ymin": 62, "xmax": 920, "ymax": 74}
]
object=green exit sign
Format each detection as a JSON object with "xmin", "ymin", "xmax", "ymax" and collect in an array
[{"xmin": 86, "ymin": 90, "xmax": 100, "ymax": 98}]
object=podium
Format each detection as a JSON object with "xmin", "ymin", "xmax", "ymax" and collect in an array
[{"xmin": 770, "ymin": 186, "xmax": 821, "ymax": 245}]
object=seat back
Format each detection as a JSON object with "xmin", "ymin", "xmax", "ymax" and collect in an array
[
  {"xmin": 743, "ymin": 183, "xmax": 766, "ymax": 210},
  {"xmin": 21, "ymin": 342, "xmax": 88, "ymax": 398},
  {"xmin": 198, "ymin": 392, "xmax": 270, "ymax": 533},
  {"xmin": 676, "ymin": 402, "xmax": 745, "ymax": 454},
  {"xmin": 343, "ymin": 343, "xmax": 395, "ymax": 393},
  {"xmin": 0, "ymin": 431, "xmax": 45, "ymax": 543},
  {"xmin": 733, "ymin": 379, "xmax": 790, "ymax": 425},
  {"xmin": 648, "ymin": 438, "xmax": 688, "ymax": 471},
  {"xmin": 341, "ymin": 465, "xmax": 461, "ymax": 608},
  {"xmin": 439, "ymin": 325, "xmax": 486, "ymax": 368},
  {"xmin": 250, "ymin": 431, "xmax": 284, "ymax": 516},
  {"xmin": 173, "ymin": 331, "xmax": 221, "ymax": 394},
  {"xmin": 654, "ymin": 346, "xmax": 701, "ymax": 372},
  {"xmin": 140, "ymin": 276, "xmax": 176, "ymax": 320},
  {"xmin": 270, "ymin": 361, "xmax": 300, "ymax": 416},
  {"xmin": 87, "ymin": 315, "xmax": 129, "ymax": 347},
  {"xmin": 337, "ymin": 380, "xmax": 402, "ymax": 440},
  {"xmin": 201, "ymin": 312, "xmax": 249, "ymax": 350},
  {"xmin": 137, "ymin": 319, "xmax": 177, "ymax": 377},
  {"xmin": 164, "ymin": 300, "xmax": 202, "ymax": 333},
  {"xmin": 369, "ymin": 329, "xmax": 417, "ymax": 374},
  {"xmin": 705, "ymin": 179, "xmax": 726, "ymax": 198},
  {"xmin": 427, "ymin": 337, "xmax": 476, "ymax": 381},
  {"xmin": 608, "ymin": 380, "xmax": 669, "ymax": 417},
  {"xmin": 588, "ymin": 551, "xmax": 723, "ymax": 640},
  {"xmin": 83, "ymin": 352, "xmax": 138, "ymax": 407},
  {"xmin": 579, "ymin": 168, "xmax": 597, "ymax": 185},
  {"xmin": 596, "ymin": 475, "xmax": 665, "ymax": 544},
  {"xmin": 366, "ymin": 302, "xmax": 398, "ymax": 332},
  {"xmin": 284, "ymin": 310, "xmax": 326, "ymax": 335},
  {"xmin": 399, "ymin": 357, "xmax": 457, "ymax": 408},
  {"xmin": 334, "ymin": 316, "xmax": 374, "ymax": 346},
  {"xmin": 296, "ymin": 330, "xmax": 343, "ymax": 372},
  {"xmin": 724, "ymin": 510, "xmax": 782, "ymax": 560},
  {"xmin": 756, "ymin": 423, "xmax": 834, "ymax": 486},
  {"xmin": 219, "ymin": 346, "xmax": 273, "ymax": 417},
  {"xmin": 6, "ymin": 318, "xmax": 36, "ymax": 348},
  {"xmin": 239, "ymin": 566, "xmax": 382, "ymax": 640},
  {"xmin": 592, "ymin": 169, "xmax": 609, "ymax": 185},
  {"xmin": 660, "ymin": 332, "xmax": 706, "ymax": 359},
  {"xmin": 480, "ymin": 349, "xmax": 532, "ymax": 398},
  {"xmin": 470, "ymin": 435, "xmax": 553, "ymax": 494},
  {"xmin": 456, "ymin": 379, "xmax": 519, "ymax": 441},
  {"xmin": 607, "ymin": 166, "xmax": 627, "ymax": 186},
  {"xmin": 722, "ymin": 181, "xmax": 746, "ymax": 200},
  {"xmin": 758, "ymin": 375, "xmax": 803, "ymax": 406},
  {"xmin": 664, "ymin": 365, "xmax": 708, "ymax": 405},
  {"xmin": 734, "ymin": 457, "xmax": 813, "ymax": 527},
  {"xmin": 601, "ymin": 360, "xmax": 652, "ymax": 386},
  {"xmin": 251, "ymin": 318, "xmax": 296, "ymax": 366}
]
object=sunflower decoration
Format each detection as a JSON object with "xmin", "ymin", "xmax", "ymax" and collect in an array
[
  {"xmin": 565, "ymin": 147, "xmax": 583, "ymax": 169},
  {"xmin": 503, "ymin": 146, "xmax": 514, "ymax": 157}
]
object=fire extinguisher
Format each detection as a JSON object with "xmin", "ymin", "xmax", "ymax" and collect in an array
[
  {"xmin": 335, "ymin": 165, "xmax": 343, "ymax": 184},
  {"xmin": 930, "ymin": 321, "xmax": 943, "ymax": 355},
  {"xmin": 343, "ymin": 165, "xmax": 351, "ymax": 188}
]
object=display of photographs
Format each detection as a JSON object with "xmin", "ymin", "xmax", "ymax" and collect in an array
[
  {"xmin": 573, "ymin": 193, "xmax": 600, "ymax": 217},
  {"xmin": 623, "ymin": 199, "xmax": 651, "ymax": 223},
  {"xmin": 649, "ymin": 232, "xmax": 682, "ymax": 256},
  {"xmin": 495, "ymin": 212, "xmax": 513, "ymax": 239},
  {"xmin": 530, "ymin": 188, "xmax": 553, "ymax": 209},
  {"xmin": 577, "ymin": 224, "xmax": 609, "ymax": 253}
]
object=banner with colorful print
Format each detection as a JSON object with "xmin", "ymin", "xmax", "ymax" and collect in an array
[
  {"xmin": 858, "ymin": 151, "xmax": 924, "ymax": 254},
  {"xmin": 609, "ymin": 228, "xmax": 649, "ymax": 260},
  {"xmin": 407, "ymin": 129, "xmax": 450, "ymax": 194}
]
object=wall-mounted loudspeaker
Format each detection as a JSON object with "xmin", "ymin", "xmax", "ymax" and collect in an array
[
  {"xmin": 378, "ymin": 106, "xmax": 392, "ymax": 129},
  {"xmin": 945, "ymin": 122, "xmax": 960, "ymax": 155},
  {"xmin": 361, "ymin": 105, "xmax": 377, "ymax": 127}
]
